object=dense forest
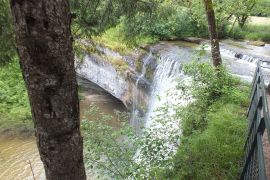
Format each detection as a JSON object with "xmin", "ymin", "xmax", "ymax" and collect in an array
[{"xmin": 0, "ymin": 0, "xmax": 270, "ymax": 179}]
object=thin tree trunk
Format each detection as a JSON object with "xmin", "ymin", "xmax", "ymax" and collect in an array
[
  {"xmin": 203, "ymin": 0, "xmax": 222, "ymax": 67},
  {"xmin": 10, "ymin": 0, "xmax": 86, "ymax": 179}
]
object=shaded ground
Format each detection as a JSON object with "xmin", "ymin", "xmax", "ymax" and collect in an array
[
  {"xmin": 264, "ymin": 95, "xmax": 270, "ymax": 179},
  {"xmin": 263, "ymin": 131, "xmax": 270, "ymax": 179}
]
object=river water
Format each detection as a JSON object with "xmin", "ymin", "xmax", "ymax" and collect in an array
[{"xmin": 0, "ymin": 77, "xmax": 126, "ymax": 180}]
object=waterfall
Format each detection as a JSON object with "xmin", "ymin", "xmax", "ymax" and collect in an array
[
  {"xmin": 204, "ymin": 43, "xmax": 270, "ymax": 64},
  {"xmin": 131, "ymin": 53, "xmax": 153, "ymax": 132},
  {"xmin": 144, "ymin": 50, "xmax": 187, "ymax": 127},
  {"xmin": 219, "ymin": 47, "xmax": 263, "ymax": 64},
  {"xmin": 133, "ymin": 49, "xmax": 192, "ymax": 173}
]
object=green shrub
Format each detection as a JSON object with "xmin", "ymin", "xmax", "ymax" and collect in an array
[{"xmin": 0, "ymin": 59, "xmax": 32, "ymax": 133}]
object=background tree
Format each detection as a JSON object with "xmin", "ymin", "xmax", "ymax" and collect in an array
[
  {"xmin": 70, "ymin": 0, "xmax": 158, "ymax": 37},
  {"xmin": 10, "ymin": 0, "xmax": 86, "ymax": 179},
  {"xmin": 203, "ymin": 0, "xmax": 222, "ymax": 67},
  {"xmin": 223, "ymin": 0, "xmax": 258, "ymax": 28},
  {"xmin": 253, "ymin": 0, "xmax": 270, "ymax": 17},
  {"xmin": 0, "ymin": 0, "xmax": 16, "ymax": 65}
]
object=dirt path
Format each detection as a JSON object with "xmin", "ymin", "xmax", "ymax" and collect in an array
[
  {"xmin": 263, "ymin": 131, "xmax": 270, "ymax": 179},
  {"xmin": 264, "ymin": 95, "xmax": 270, "ymax": 179}
]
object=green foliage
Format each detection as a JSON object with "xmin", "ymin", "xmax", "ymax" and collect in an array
[
  {"xmin": 160, "ymin": 62, "xmax": 250, "ymax": 179},
  {"xmin": 252, "ymin": 0, "xmax": 270, "ymax": 17},
  {"xmin": 183, "ymin": 61, "xmax": 239, "ymax": 109},
  {"xmin": 71, "ymin": 0, "xmax": 267, "ymax": 49},
  {"xmin": 172, "ymin": 7, "xmax": 206, "ymax": 38},
  {"xmin": 167, "ymin": 103, "xmax": 248, "ymax": 179},
  {"xmin": 70, "ymin": 0, "xmax": 158, "ymax": 37},
  {"xmin": 222, "ymin": 0, "xmax": 258, "ymax": 28},
  {"xmin": 122, "ymin": 1, "xmax": 209, "ymax": 40},
  {"xmin": 177, "ymin": 62, "xmax": 238, "ymax": 135},
  {"xmin": 0, "ymin": 0, "xmax": 16, "ymax": 65},
  {"xmin": 0, "ymin": 59, "xmax": 32, "ymax": 133}
]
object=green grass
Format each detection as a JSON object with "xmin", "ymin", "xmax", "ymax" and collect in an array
[
  {"xmin": 0, "ymin": 59, "xmax": 33, "ymax": 134},
  {"xmin": 229, "ymin": 16, "xmax": 270, "ymax": 42},
  {"xmin": 92, "ymin": 25, "xmax": 158, "ymax": 55},
  {"xmin": 76, "ymin": 25, "xmax": 157, "ymax": 74},
  {"xmin": 230, "ymin": 24, "xmax": 270, "ymax": 42}
]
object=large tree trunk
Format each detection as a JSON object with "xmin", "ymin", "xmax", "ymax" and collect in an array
[
  {"xmin": 10, "ymin": 0, "xmax": 86, "ymax": 179},
  {"xmin": 203, "ymin": 0, "xmax": 222, "ymax": 67}
]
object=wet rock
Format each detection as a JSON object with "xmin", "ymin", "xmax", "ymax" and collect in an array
[
  {"xmin": 248, "ymin": 41, "xmax": 266, "ymax": 47},
  {"xmin": 137, "ymin": 78, "xmax": 151, "ymax": 91},
  {"xmin": 235, "ymin": 53, "xmax": 243, "ymax": 59}
]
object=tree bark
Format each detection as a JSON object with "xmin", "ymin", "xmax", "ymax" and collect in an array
[
  {"xmin": 203, "ymin": 0, "xmax": 222, "ymax": 67},
  {"xmin": 10, "ymin": 0, "xmax": 86, "ymax": 179}
]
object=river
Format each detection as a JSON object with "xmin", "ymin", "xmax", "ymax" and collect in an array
[{"xmin": 0, "ymin": 77, "xmax": 127, "ymax": 180}]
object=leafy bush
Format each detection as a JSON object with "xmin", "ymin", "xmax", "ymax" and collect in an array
[
  {"xmin": 172, "ymin": 8, "xmax": 207, "ymax": 38},
  {"xmin": 0, "ymin": 59, "xmax": 32, "ymax": 133}
]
